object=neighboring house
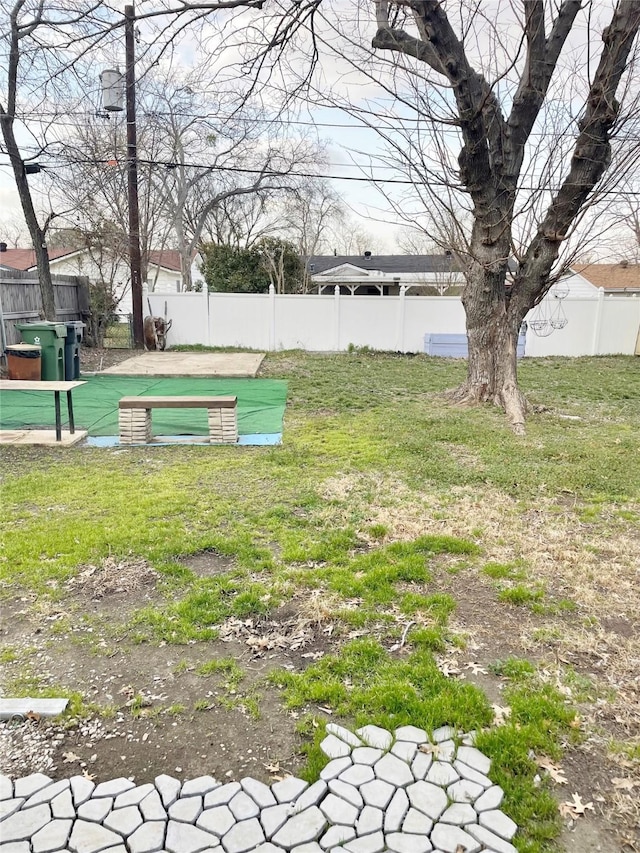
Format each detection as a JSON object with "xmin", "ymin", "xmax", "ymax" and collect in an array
[
  {"xmin": 571, "ymin": 262, "xmax": 640, "ymax": 296},
  {"xmin": 307, "ymin": 253, "xmax": 465, "ymax": 295},
  {"xmin": 308, "ymin": 253, "xmax": 618, "ymax": 299},
  {"xmin": 549, "ymin": 268, "xmax": 600, "ymax": 298},
  {"xmin": 0, "ymin": 246, "xmax": 203, "ymax": 317}
]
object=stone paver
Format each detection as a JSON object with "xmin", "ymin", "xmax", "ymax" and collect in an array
[{"xmin": 2, "ymin": 724, "xmax": 519, "ymax": 852}]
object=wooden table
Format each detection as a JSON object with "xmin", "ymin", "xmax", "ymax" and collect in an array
[{"xmin": 0, "ymin": 380, "xmax": 86, "ymax": 442}]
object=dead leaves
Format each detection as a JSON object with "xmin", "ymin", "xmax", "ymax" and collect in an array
[
  {"xmin": 491, "ymin": 704, "xmax": 511, "ymax": 726},
  {"xmin": 612, "ymin": 777, "xmax": 638, "ymax": 791},
  {"xmin": 559, "ymin": 792, "xmax": 594, "ymax": 819},
  {"xmin": 536, "ymin": 756, "xmax": 568, "ymax": 785},
  {"xmin": 464, "ymin": 662, "xmax": 488, "ymax": 675},
  {"xmin": 436, "ymin": 656, "xmax": 461, "ymax": 678},
  {"xmin": 62, "ymin": 751, "xmax": 81, "ymax": 764},
  {"xmin": 218, "ymin": 616, "xmax": 322, "ymax": 656},
  {"xmin": 418, "ymin": 743, "xmax": 440, "ymax": 757}
]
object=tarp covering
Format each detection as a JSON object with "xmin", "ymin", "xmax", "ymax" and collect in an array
[{"xmin": 0, "ymin": 375, "xmax": 287, "ymax": 437}]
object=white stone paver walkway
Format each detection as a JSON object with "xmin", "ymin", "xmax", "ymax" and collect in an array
[{"xmin": 0, "ymin": 724, "xmax": 518, "ymax": 852}]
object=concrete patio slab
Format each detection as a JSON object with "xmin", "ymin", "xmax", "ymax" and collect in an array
[
  {"xmin": 100, "ymin": 352, "xmax": 265, "ymax": 377},
  {"xmin": 0, "ymin": 429, "xmax": 88, "ymax": 447}
]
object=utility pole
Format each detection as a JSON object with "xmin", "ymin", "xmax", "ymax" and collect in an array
[{"xmin": 125, "ymin": 3, "xmax": 144, "ymax": 348}]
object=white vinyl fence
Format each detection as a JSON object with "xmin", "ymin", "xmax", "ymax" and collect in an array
[{"xmin": 145, "ymin": 285, "xmax": 640, "ymax": 357}]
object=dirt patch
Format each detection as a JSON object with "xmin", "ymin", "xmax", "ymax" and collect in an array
[
  {"xmin": 425, "ymin": 566, "xmax": 640, "ymax": 852},
  {"xmin": 180, "ymin": 550, "xmax": 236, "ymax": 577},
  {"xmin": 80, "ymin": 346, "xmax": 134, "ymax": 373},
  {"xmin": 65, "ymin": 557, "xmax": 160, "ymax": 599},
  {"xmin": 0, "ymin": 582, "xmax": 347, "ymax": 789},
  {"xmin": 0, "ymin": 615, "xmax": 310, "ymax": 787}
]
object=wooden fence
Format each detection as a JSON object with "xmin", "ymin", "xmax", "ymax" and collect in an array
[{"xmin": 0, "ymin": 270, "xmax": 89, "ymax": 346}]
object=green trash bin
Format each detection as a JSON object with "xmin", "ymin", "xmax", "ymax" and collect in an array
[{"xmin": 15, "ymin": 322, "xmax": 66, "ymax": 381}]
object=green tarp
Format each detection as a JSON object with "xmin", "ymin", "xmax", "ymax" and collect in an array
[{"xmin": 0, "ymin": 375, "xmax": 287, "ymax": 436}]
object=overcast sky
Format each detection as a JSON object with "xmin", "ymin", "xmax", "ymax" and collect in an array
[{"xmin": 1, "ymin": 0, "xmax": 637, "ymax": 259}]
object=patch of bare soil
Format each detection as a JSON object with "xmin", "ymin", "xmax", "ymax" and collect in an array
[
  {"xmin": 80, "ymin": 345, "xmax": 134, "ymax": 373},
  {"xmin": 0, "ymin": 558, "xmax": 339, "ymax": 789}
]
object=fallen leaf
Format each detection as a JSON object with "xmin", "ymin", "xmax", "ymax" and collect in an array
[
  {"xmin": 418, "ymin": 743, "xmax": 440, "ymax": 757},
  {"xmin": 25, "ymin": 710, "xmax": 41, "ymax": 723},
  {"xmin": 536, "ymin": 756, "xmax": 568, "ymax": 785},
  {"xmin": 560, "ymin": 792, "xmax": 594, "ymax": 818},
  {"xmin": 465, "ymin": 662, "xmax": 488, "ymax": 675},
  {"xmin": 62, "ymin": 751, "xmax": 81, "ymax": 763},
  {"xmin": 82, "ymin": 769, "xmax": 96, "ymax": 781},
  {"xmin": 612, "ymin": 777, "xmax": 637, "ymax": 791},
  {"xmin": 437, "ymin": 657, "xmax": 461, "ymax": 677},
  {"xmin": 264, "ymin": 761, "xmax": 280, "ymax": 773},
  {"xmin": 492, "ymin": 704, "xmax": 511, "ymax": 726}
]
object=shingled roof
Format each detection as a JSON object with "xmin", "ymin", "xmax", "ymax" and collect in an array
[
  {"xmin": 0, "ymin": 247, "xmax": 194, "ymax": 273},
  {"xmin": 573, "ymin": 262, "xmax": 640, "ymax": 292},
  {"xmin": 307, "ymin": 254, "xmax": 462, "ymax": 274}
]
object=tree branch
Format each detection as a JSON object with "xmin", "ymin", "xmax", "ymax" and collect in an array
[{"xmin": 511, "ymin": 0, "xmax": 640, "ymax": 311}]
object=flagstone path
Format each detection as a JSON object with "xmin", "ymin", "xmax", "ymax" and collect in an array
[{"xmin": 0, "ymin": 724, "xmax": 518, "ymax": 853}]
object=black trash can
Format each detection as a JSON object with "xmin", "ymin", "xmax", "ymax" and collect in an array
[{"xmin": 64, "ymin": 321, "xmax": 85, "ymax": 380}]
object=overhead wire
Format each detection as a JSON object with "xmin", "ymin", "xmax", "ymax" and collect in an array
[{"xmin": 2, "ymin": 150, "xmax": 639, "ymax": 195}]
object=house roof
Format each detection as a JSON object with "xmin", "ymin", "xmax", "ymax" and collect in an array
[
  {"xmin": 0, "ymin": 246, "xmax": 197, "ymax": 274},
  {"xmin": 573, "ymin": 263, "xmax": 640, "ymax": 292},
  {"xmin": 307, "ymin": 254, "xmax": 462, "ymax": 275},
  {"xmin": 147, "ymin": 250, "xmax": 194, "ymax": 272},
  {"xmin": 0, "ymin": 247, "xmax": 76, "ymax": 270}
]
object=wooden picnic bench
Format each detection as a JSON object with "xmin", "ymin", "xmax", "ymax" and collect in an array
[
  {"xmin": 0, "ymin": 380, "xmax": 86, "ymax": 442},
  {"xmin": 118, "ymin": 395, "xmax": 238, "ymax": 445}
]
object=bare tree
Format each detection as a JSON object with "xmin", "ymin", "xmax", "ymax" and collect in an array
[
  {"xmin": 0, "ymin": 0, "xmax": 284, "ymax": 318},
  {"xmin": 49, "ymin": 66, "xmax": 320, "ymax": 291},
  {"xmin": 0, "ymin": 216, "xmax": 28, "ymax": 247},
  {"xmin": 272, "ymin": 0, "xmax": 640, "ymax": 430}
]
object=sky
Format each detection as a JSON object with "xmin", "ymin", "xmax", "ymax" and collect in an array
[{"xmin": 1, "ymin": 0, "xmax": 637, "ymax": 260}]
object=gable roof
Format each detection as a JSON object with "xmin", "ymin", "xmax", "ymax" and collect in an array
[
  {"xmin": 307, "ymin": 254, "xmax": 462, "ymax": 275},
  {"xmin": 148, "ymin": 250, "xmax": 198, "ymax": 272},
  {"xmin": 0, "ymin": 247, "xmax": 76, "ymax": 270},
  {"xmin": 0, "ymin": 246, "xmax": 199, "ymax": 274},
  {"xmin": 573, "ymin": 263, "xmax": 640, "ymax": 292}
]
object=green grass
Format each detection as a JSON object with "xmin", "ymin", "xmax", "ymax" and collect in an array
[{"xmin": 1, "ymin": 352, "xmax": 639, "ymax": 853}]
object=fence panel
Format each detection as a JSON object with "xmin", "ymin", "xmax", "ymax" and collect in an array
[
  {"xmin": 140, "ymin": 287, "xmax": 640, "ymax": 358},
  {"xmin": 1, "ymin": 271, "xmax": 88, "ymax": 346}
]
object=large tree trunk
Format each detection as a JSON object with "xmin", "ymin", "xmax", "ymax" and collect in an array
[
  {"xmin": 456, "ymin": 308, "xmax": 528, "ymax": 435},
  {"xmin": 452, "ymin": 260, "xmax": 529, "ymax": 435}
]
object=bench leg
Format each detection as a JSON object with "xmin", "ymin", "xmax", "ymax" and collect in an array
[
  {"xmin": 119, "ymin": 408, "xmax": 152, "ymax": 444},
  {"xmin": 208, "ymin": 407, "xmax": 238, "ymax": 444}
]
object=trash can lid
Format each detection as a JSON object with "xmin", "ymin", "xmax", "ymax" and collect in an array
[
  {"xmin": 16, "ymin": 322, "xmax": 67, "ymax": 335},
  {"xmin": 6, "ymin": 343, "xmax": 42, "ymax": 352}
]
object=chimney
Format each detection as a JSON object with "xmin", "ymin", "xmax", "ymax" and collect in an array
[
  {"xmin": 364, "ymin": 250, "xmax": 372, "ymax": 258},
  {"xmin": 0, "ymin": 242, "xmax": 7, "ymax": 252},
  {"xmin": 620, "ymin": 259, "xmax": 629, "ymax": 268}
]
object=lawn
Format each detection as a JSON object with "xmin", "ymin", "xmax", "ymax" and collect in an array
[{"xmin": 1, "ymin": 352, "xmax": 638, "ymax": 852}]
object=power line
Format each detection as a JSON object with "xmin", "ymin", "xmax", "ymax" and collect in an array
[
  {"xmin": 3, "ymin": 151, "xmax": 639, "ymax": 195},
  {"xmin": 5, "ymin": 109, "xmax": 640, "ymax": 141}
]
